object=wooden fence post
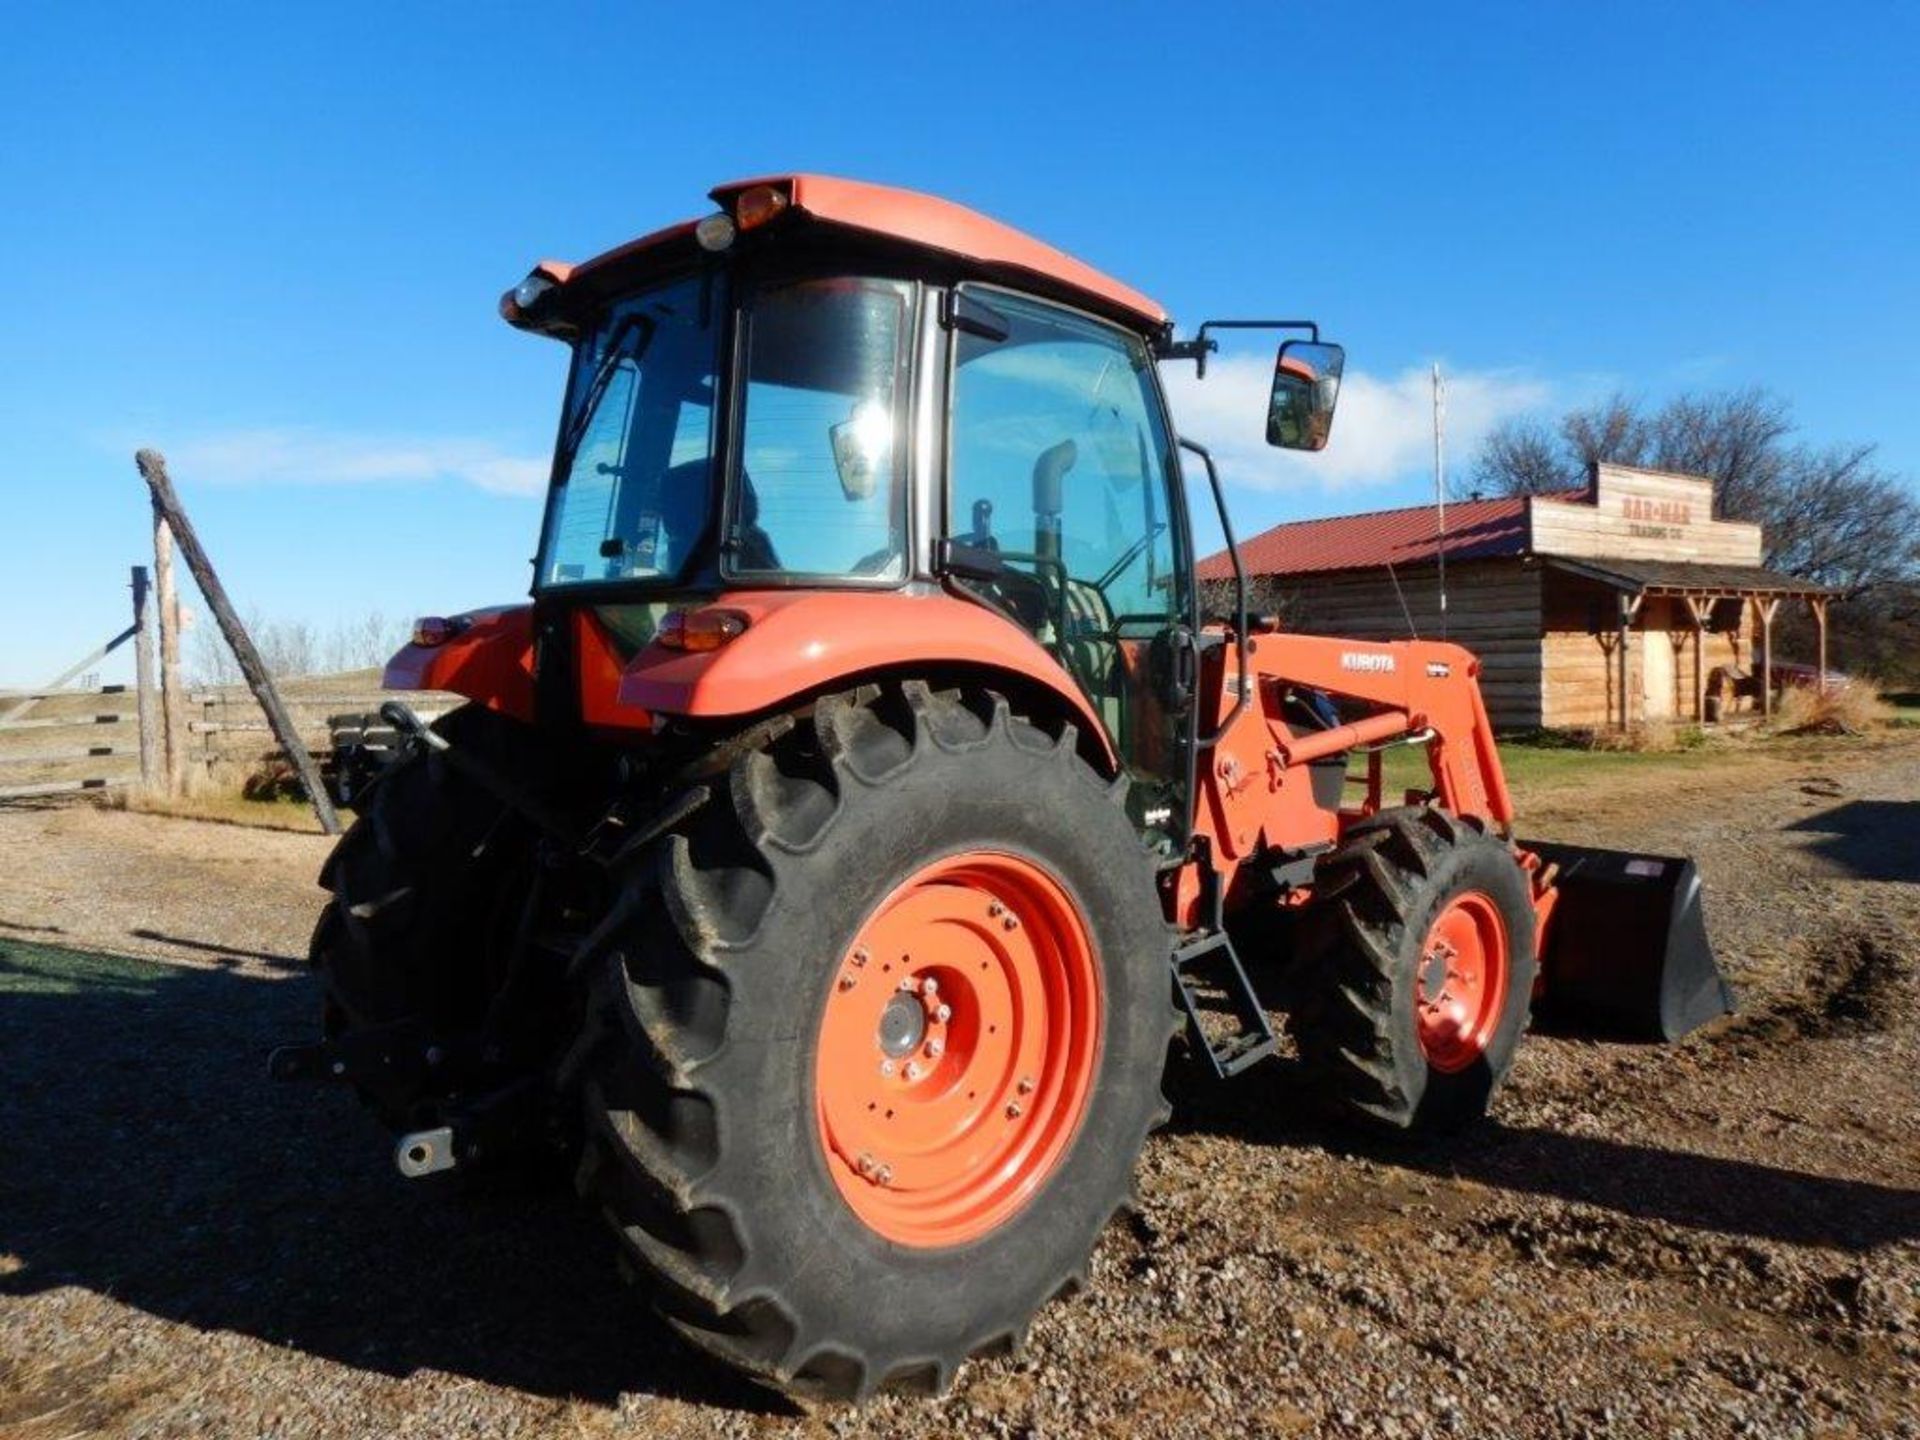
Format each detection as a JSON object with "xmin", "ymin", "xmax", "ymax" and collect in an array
[
  {"xmin": 136, "ymin": 449, "xmax": 341, "ymax": 834},
  {"xmin": 154, "ymin": 511, "xmax": 189, "ymax": 796},
  {"xmin": 132, "ymin": 565, "xmax": 160, "ymax": 791}
]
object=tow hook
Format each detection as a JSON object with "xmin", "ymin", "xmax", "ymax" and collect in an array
[{"xmin": 396, "ymin": 1126, "xmax": 458, "ymax": 1178}]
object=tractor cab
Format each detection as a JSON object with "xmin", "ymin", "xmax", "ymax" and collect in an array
[{"xmin": 499, "ymin": 174, "xmax": 1344, "ymax": 851}]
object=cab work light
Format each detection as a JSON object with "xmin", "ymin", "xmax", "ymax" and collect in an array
[
  {"xmin": 733, "ymin": 184, "xmax": 789, "ymax": 230},
  {"xmin": 694, "ymin": 212, "xmax": 738, "ymax": 252},
  {"xmin": 657, "ymin": 607, "xmax": 749, "ymax": 652},
  {"xmin": 410, "ymin": 615, "xmax": 470, "ymax": 648}
]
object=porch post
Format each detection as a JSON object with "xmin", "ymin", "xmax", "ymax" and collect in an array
[
  {"xmin": 1615, "ymin": 592, "xmax": 1631, "ymax": 730},
  {"xmin": 1757, "ymin": 597, "xmax": 1780, "ymax": 720},
  {"xmin": 1686, "ymin": 596, "xmax": 1710, "ymax": 722},
  {"xmin": 1615, "ymin": 590, "xmax": 1645, "ymax": 729},
  {"xmin": 1813, "ymin": 596, "xmax": 1829, "ymax": 692}
]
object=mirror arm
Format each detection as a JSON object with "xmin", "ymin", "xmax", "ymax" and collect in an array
[
  {"xmin": 1155, "ymin": 319, "xmax": 1321, "ymax": 378},
  {"xmin": 1177, "ymin": 436, "xmax": 1249, "ymax": 748}
]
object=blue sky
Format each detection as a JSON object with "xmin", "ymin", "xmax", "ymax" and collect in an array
[{"xmin": 4, "ymin": 2, "xmax": 1917, "ymax": 684}]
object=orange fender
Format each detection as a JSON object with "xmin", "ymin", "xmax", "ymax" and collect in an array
[
  {"xmin": 382, "ymin": 606, "xmax": 536, "ymax": 722},
  {"xmin": 619, "ymin": 590, "xmax": 1116, "ymax": 768}
]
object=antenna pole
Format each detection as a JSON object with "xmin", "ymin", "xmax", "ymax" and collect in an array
[{"xmin": 1433, "ymin": 362, "xmax": 1449, "ymax": 640}]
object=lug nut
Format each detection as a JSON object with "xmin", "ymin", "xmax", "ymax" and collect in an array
[
  {"xmin": 857, "ymin": 1152, "xmax": 876, "ymax": 1175},
  {"xmin": 838, "ymin": 974, "xmax": 858, "ymax": 991},
  {"xmin": 899, "ymin": 976, "xmax": 918, "ymax": 993},
  {"xmin": 926, "ymin": 1039, "xmax": 944, "ymax": 1058},
  {"xmin": 1018, "ymin": 1076, "xmax": 1035, "ymax": 1095},
  {"xmin": 922, "ymin": 977, "xmax": 939, "ymax": 996},
  {"xmin": 905, "ymin": 1061, "xmax": 923, "ymax": 1081},
  {"xmin": 1006, "ymin": 1101, "xmax": 1024, "ymax": 1119},
  {"xmin": 1003, "ymin": 915, "xmax": 1020, "ymax": 931},
  {"xmin": 875, "ymin": 1164, "xmax": 894, "ymax": 1186},
  {"xmin": 852, "ymin": 947, "xmax": 869, "ymax": 966},
  {"xmin": 934, "ymin": 1003, "xmax": 952, "ymax": 1023},
  {"xmin": 988, "ymin": 901, "xmax": 1005, "ymax": 917},
  {"xmin": 880, "ymin": 1059, "xmax": 896, "ymax": 1077}
]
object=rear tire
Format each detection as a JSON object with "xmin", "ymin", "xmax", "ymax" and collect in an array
[
  {"xmin": 568, "ymin": 681, "xmax": 1178, "ymax": 1399},
  {"xmin": 310, "ymin": 705, "xmax": 549, "ymax": 1133},
  {"xmin": 1293, "ymin": 807, "xmax": 1536, "ymax": 1133}
]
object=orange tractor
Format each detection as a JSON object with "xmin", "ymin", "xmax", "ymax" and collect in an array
[{"xmin": 283, "ymin": 175, "xmax": 1730, "ymax": 1399}]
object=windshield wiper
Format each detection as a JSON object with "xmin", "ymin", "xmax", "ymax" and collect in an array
[{"xmin": 558, "ymin": 313, "xmax": 655, "ymax": 469}]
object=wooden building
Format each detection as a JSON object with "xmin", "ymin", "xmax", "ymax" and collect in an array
[{"xmin": 1199, "ymin": 463, "xmax": 1831, "ymax": 731}]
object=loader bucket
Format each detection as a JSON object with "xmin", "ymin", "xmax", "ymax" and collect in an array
[{"xmin": 1525, "ymin": 841, "xmax": 1734, "ymax": 1042}]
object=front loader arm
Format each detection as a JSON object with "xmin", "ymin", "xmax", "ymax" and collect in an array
[
  {"xmin": 1187, "ymin": 631, "xmax": 1518, "ymax": 901},
  {"xmin": 1241, "ymin": 632, "xmax": 1514, "ymax": 825}
]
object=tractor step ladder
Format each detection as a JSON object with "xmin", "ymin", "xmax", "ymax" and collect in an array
[{"xmin": 1170, "ymin": 929, "xmax": 1277, "ymax": 1078}]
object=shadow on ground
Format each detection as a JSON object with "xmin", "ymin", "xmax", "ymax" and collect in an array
[
  {"xmin": 1164, "ymin": 1049, "xmax": 1920, "ymax": 1253},
  {"xmin": 1785, "ymin": 799, "xmax": 1920, "ymax": 882},
  {"xmin": 0, "ymin": 937, "xmax": 791, "ymax": 1416}
]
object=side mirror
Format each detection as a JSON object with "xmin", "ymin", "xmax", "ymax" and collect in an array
[{"xmin": 1267, "ymin": 340, "xmax": 1345, "ymax": 451}]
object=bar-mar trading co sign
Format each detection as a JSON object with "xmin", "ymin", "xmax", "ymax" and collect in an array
[{"xmin": 1621, "ymin": 494, "xmax": 1693, "ymax": 540}]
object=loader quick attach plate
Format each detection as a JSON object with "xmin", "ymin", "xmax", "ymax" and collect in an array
[{"xmin": 1526, "ymin": 841, "xmax": 1735, "ymax": 1042}]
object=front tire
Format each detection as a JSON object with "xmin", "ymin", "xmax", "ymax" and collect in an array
[
  {"xmin": 1293, "ymin": 807, "xmax": 1536, "ymax": 1133},
  {"xmin": 569, "ymin": 682, "xmax": 1178, "ymax": 1399}
]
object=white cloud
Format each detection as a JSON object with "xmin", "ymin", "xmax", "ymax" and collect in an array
[
  {"xmin": 1160, "ymin": 357, "xmax": 1550, "ymax": 496},
  {"xmin": 163, "ymin": 427, "xmax": 549, "ymax": 496}
]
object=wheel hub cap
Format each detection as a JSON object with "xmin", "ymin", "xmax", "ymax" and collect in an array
[
  {"xmin": 1415, "ymin": 891, "xmax": 1510, "ymax": 1074},
  {"xmin": 877, "ymin": 993, "xmax": 927, "ymax": 1058},
  {"xmin": 815, "ymin": 852, "xmax": 1102, "ymax": 1247}
]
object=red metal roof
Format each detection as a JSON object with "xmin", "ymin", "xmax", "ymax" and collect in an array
[
  {"xmin": 544, "ymin": 174, "xmax": 1166, "ymax": 329},
  {"xmin": 1197, "ymin": 496, "xmax": 1538, "ymax": 581}
]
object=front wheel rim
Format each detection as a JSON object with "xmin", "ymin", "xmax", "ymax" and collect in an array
[
  {"xmin": 815, "ymin": 852, "xmax": 1103, "ymax": 1248},
  {"xmin": 1415, "ymin": 890, "xmax": 1510, "ymax": 1073}
]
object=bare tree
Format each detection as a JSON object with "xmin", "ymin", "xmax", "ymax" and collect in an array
[
  {"xmin": 1473, "ymin": 417, "xmax": 1569, "ymax": 498},
  {"xmin": 192, "ymin": 608, "xmax": 389, "ymax": 685},
  {"xmin": 191, "ymin": 614, "xmax": 243, "ymax": 688},
  {"xmin": 322, "ymin": 611, "xmax": 408, "ymax": 674}
]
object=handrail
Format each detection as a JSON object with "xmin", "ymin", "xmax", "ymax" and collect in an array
[{"xmin": 1178, "ymin": 437, "xmax": 1249, "ymax": 749}]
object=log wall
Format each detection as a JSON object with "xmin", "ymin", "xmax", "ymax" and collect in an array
[{"xmin": 1240, "ymin": 560, "xmax": 1546, "ymax": 730}]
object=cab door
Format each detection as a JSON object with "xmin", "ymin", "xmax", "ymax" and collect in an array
[{"xmin": 944, "ymin": 286, "xmax": 1193, "ymax": 855}]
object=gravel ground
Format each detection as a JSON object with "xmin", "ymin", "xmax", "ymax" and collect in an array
[{"xmin": 2, "ymin": 733, "xmax": 1917, "ymax": 1439}]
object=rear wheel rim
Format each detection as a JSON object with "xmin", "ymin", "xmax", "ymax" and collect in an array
[
  {"xmin": 815, "ymin": 851, "xmax": 1102, "ymax": 1247},
  {"xmin": 1415, "ymin": 890, "xmax": 1509, "ymax": 1073}
]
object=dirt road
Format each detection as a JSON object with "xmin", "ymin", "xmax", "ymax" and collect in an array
[{"xmin": 3, "ymin": 733, "xmax": 1917, "ymax": 1438}]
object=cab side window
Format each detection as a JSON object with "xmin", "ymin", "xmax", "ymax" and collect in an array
[
  {"xmin": 947, "ymin": 288, "xmax": 1189, "ymax": 840},
  {"xmin": 948, "ymin": 290, "xmax": 1184, "ymax": 639}
]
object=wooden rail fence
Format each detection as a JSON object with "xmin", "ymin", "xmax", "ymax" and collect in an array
[
  {"xmin": 189, "ymin": 688, "xmax": 450, "ymax": 772},
  {"xmin": 2, "ymin": 553, "xmax": 448, "ymax": 807},
  {"xmin": 0, "ymin": 572, "xmax": 149, "ymax": 800},
  {"xmin": 0, "ymin": 684, "xmax": 143, "ymax": 799}
]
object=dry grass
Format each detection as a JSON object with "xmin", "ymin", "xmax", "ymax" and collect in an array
[
  {"xmin": 1585, "ymin": 719, "xmax": 1713, "ymax": 754},
  {"xmin": 1768, "ymin": 678, "xmax": 1894, "ymax": 736},
  {"xmin": 108, "ymin": 780, "xmax": 333, "ymax": 834}
]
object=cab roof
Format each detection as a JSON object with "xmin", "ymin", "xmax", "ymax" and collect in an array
[{"xmin": 520, "ymin": 173, "xmax": 1168, "ymax": 332}]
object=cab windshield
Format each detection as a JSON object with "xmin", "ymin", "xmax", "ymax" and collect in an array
[{"xmin": 537, "ymin": 273, "xmax": 913, "ymax": 589}]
